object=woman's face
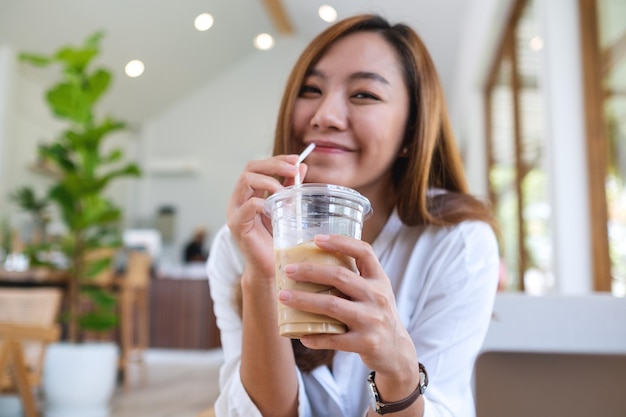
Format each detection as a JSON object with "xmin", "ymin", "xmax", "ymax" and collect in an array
[{"xmin": 291, "ymin": 31, "xmax": 410, "ymax": 195}]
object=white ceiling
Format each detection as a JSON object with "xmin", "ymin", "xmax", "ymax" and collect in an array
[{"xmin": 0, "ymin": 0, "xmax": 469, "ymax": 126}]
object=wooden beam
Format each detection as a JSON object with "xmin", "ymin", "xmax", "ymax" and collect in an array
[
  {"xmin": 579, "ymin": 0, "xmax": 612, "ymax": 291},
  {"xmin": 261, "ymin": 0, "xmax": 294, "ymax": 36},
  {"xmin": 602, "ymin": 30, "xmax": 626, "ymax": 76}
]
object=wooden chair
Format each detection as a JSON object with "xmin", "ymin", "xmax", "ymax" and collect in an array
[
  {"xmin": 118, "ymin": 250, "xmax": 151, "ymax": 390},
  {"xmin": 0, "ymin": 288, "xmax": 62, "ymax": 417}
]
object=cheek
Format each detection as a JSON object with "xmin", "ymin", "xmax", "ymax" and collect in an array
[
  {"xmin": 364, "ymin": 110, "xmax": 407, "ymax": 151},
  {"xmin": 291, "ymin": 103, "xmax": 311, "ymax": 138}
]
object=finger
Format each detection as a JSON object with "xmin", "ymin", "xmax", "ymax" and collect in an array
[
  {"xmin": 228, "ymin": 156, "xmax": 301, "ymax": 209},
  {"xmin": 313, "ymin": 234, "xmax": 383, "ymax": 279},
  {"xmin": 283, "ymin": 262, "xmax": 369, "ymax": 301},
  {"xmin": 300, "ymin": 331, "xmax": 360, "ymax": 352},
  {"xmin": 278, "ymin": 288, "xmax": 364, "ymax": 330},
  {"xmin": 227, "ymin": 197, "xmax": 267, "ymax": 235},
  {"xmin": 244, "ymin": 155, "xmax": 300, "ymax": 177},
  {"xmin": 228, "ymin": 172, "xmax": 281, "ymax": 210},
  {"xmin": 282, "ymin": 291, "xmax": 369, "ymax": 353},
  {"xmin": 283, "ymin": 163, "xmax": 308, "ymax": 187}
]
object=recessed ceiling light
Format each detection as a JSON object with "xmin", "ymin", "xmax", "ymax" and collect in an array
[
  {"xmin": 318, "ymin": 5, "xmax": 337, "ymax": 23},
  {"xmin": 529, "ymin": 36, "xmax": 544, "ymax": 51},
  {"xmin": 125, "ymin": 59, "xmax": 145, "ymax": 78},
  {"xmin": 254, "ymin": 33, "xmax": 274, "ymax": 51},
  {"xmin": 194, "ymin": 13, "xmax": 214, "ymax": 31}
]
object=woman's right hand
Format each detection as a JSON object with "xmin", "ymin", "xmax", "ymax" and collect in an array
[{"xmin": 226, "ymin": 154, "xmax": 304, "ymax": 280}]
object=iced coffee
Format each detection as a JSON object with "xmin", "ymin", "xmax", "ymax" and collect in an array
[
  {"xmin": 264, "ymin": 183, "xmax": 371, "ymax": 338},
  {"xmin": 275, "ymin": 241, "xmax": 357, "ymax": 337}
]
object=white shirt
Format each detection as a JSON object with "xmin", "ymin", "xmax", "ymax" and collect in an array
[{"xmin": 207, "ymin": 209, "xmax": 499, "ymax": 417}]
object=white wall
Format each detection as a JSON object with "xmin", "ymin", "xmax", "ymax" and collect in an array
[
  {"xmin": 0, "ymin": 43, "xmax": 64, "ymax": 234},
  {"xmin": 0, "ymin": 42, "xmax": 13, "ymax": 220},
  {"xmin": 135, "ymin": 37, "xmax": 307, "ymax": 265}
]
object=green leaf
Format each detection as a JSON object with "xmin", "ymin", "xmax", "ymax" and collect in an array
[
  {"xmin": 84, "ymin": 31, "xmax": 105, "ymax": 50},
  {"xmin": 39, "ymin": 142, "xmax": 76, "ymax": 172},
  {"xmin": 82, "ymin": 287, "xmax": 117, "ymax": 309},
  {"xmin": 46, "ymin": 82, "xmax": 92, "ymax": 124},
  {"xmin": 55, "ymin": 46, "xmax": 98, "ymax": 73},
  {"xmin": 10, "ymin": 187, "xmax": 49, "ymax": 212},
  {"xmin": 102, "ymin": 163, "xmax": 142, "ymax": 185},
  {"xmin": 78, "ymin": 311, "xmax": 118, "ymax": 332},
  {"xmin": 86, "ymin": 68, "xmax": 111, "ymax": 105},
  {"xmin": 18, "ymin": 52, "xmax": 52, "ymax": 67},
  {"xmin": 85, "ymin": 257, "xmax": 113, "ymax": 279},
  {"xmin": 103, "ymin": 149, "xmax": 123, "ymax": 163}
]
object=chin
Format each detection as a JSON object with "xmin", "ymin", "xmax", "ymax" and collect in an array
[{"xmin": 304, "ymin": 174, "xmax": 345, "ymax": 186}]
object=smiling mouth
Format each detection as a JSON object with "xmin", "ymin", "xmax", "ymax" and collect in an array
[{"xmin": 306, "ymin": 141, "xmax": 353, "ymax": 153}]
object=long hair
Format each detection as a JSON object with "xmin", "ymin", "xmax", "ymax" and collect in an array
[{"xmin": 271, "ymin": 14, "xmax": 497, "ymax": 372}]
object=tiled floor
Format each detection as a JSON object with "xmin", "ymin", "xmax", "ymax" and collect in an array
[
  {"xmin": 111, "ymin": 348, "xmax": 223, "ymax": 417},
  {"xmin": 0, "ymin": 348, "xmax": 222, "ymax": 417}
]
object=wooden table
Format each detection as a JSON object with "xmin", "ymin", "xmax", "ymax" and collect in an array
[
  {"xmin": 0, "ymin": 268, "xmax": 221, "ymax": 350},
  {"xmin": 0, "ymin": 268, "xmax": 67, "ymax": 286}
]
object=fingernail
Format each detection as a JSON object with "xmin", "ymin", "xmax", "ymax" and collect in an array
[
  {"xmin": 284, "ymin": 264, "xmax": 296, "ymax": 274},
  {"xmin": 278, "ymin": 290, "xmax": 290, "ymax": 301},
  {"xmin": 315, "ymin": 234, "xmax": 330, "ymax": 242}
]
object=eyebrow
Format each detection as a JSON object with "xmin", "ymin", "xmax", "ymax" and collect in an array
[{"xmin": 307, "ymin": 68, "xmax": 390, "ymax": 85}]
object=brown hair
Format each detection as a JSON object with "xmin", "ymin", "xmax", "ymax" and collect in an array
[{"xmin": 271, "ymin": 14, "xmax": 497, "ymax": 372}]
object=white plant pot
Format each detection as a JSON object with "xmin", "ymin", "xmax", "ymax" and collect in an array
[{"xmin": 43, "ymin": 342, "xmax": 118, "ymax": 417}]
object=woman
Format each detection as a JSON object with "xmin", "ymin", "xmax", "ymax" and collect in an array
[{"xmin": 207, "ymin": 14, "xmax": 499, "ymax": 417}]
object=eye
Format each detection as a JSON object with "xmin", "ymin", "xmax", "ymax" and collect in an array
[
  {"xmin": 352, "ymin": 91, "xmax": 380, "ymax": 101},
  {"xmin": 298, "ymin": 84, "xmax": 321, "ymax": 97}
]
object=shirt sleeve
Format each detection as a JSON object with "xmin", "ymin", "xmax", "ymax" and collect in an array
[
  {"xmin": 406, "ymin": 221, "xmax": 499, "ymax": 417},
  {"xmin": 206, "ymin": 225, "xmax": 313, "ymax": 417}
]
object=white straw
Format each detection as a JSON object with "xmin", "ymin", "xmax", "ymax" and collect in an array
[
  {"xmin": 294, "ymin": 143, "xmax": 316, "ymax": 186},
  {"xmin": 293, "ymin": 143, "xmax": 315, "ymax": 243}
]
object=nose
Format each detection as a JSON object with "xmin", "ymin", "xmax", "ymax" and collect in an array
[{"xmin": 310, "ymin": 92, "xmax": 348, "ymax": 131}]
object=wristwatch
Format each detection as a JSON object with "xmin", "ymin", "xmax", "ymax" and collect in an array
[{"xmin": 368, "ymin": 363, "xmax": 428, "ymax": 415}]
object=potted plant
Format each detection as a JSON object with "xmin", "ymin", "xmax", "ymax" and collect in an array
[{"xmin": 11, "ymin": 31, "xmax": 141, "ymax": 417}]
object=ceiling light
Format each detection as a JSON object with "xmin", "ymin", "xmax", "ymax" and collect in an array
[
  {"xmin": 125, "ymin": 59, "xmax": 145, "ymax": 78},
  {"xmin": 529, "ymin": 36, "xmax": 544, "ymax": 51},
  {"xmin": 194, "ymin": 13, "xmax": 214, "ymax": 31},
  {"xmin": 254, "ymin": 33, "xmax": 274, "ymax": 51},
  {"xmin": 318, "ymin": 5, "xmax": 337, "ymax": 23}
]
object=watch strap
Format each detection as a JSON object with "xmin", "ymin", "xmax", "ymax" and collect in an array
[{"xmin": 368, "ymin": 363, "xmax": 428, "ymax": 415}]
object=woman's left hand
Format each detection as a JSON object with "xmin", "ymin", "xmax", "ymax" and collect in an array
[{"xmin": 277, "ymin": 233, "xmax": 419, "ymax": 378}]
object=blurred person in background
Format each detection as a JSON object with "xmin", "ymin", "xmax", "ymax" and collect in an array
[{"xmin": 183, "ymin": 227, "xmax": 208, "ymax": 263}]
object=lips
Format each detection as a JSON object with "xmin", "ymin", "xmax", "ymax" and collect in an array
[{"xmin": 305, "ymin": 140, "xmax": 354, "ymax": 153}]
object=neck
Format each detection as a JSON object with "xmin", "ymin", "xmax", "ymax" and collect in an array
[{"xmin": 360, "ymin": 183, "xmax": 396, "ymax": 244}]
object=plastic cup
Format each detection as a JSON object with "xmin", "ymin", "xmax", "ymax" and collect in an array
[{"xmin": 264, "ymin": 183, "xmax": 372, "ymax": 338}]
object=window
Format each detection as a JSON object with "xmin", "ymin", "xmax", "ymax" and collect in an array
[
  {"xmin": 580, "ymin": 0, "xmax": 626, "ymax": 294},
  {"xmin": 485, "ymin": 0, "xmax": 553, "ymax": 293}
]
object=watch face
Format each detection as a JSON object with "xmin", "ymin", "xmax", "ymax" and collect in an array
[
  {"xmin": 418, "ymin": 363, "xmax": 429, "ymax": 394},
  {"xmin": 369, "ymin": 395, "xmax": 381, "ymax": 414},
  {"xmin": 368, "ymin": 372, "xmax": 382, "ymax": 413}
]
